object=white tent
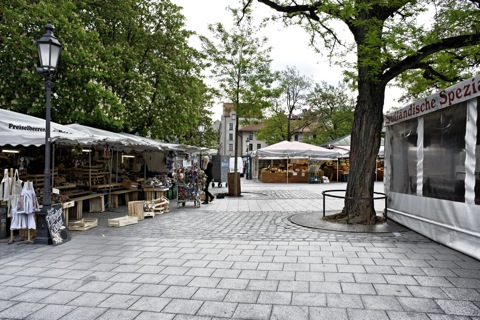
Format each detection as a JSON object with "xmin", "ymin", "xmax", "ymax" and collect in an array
[
  {"xmin": 66, "ymin": 124, "xmax": 158, "ymax": 151},
  {"xmin": 0, "ymin": 109, "xmax": 92, "ymax": 147},
  {"xmin": 257, "ymin": 140, "xmax": 339, "ymax": 158}
]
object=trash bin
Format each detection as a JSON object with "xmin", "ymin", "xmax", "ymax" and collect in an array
[
  {"xmin": 227, "ymin": 172, "xmax": 241, "ymax": 196},
  {"xmin": 343, "ymin": 173, "xmax": 349, "ymax": 182},
  {"xmin": 212, "ymin": 155, "xmax": 229, "ymax": 187}
]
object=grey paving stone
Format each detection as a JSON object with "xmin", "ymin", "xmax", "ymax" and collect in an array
[
  {"xmin": 59, "ymin": 306, "xmax": 107, "ymax": 320},
  {"xmin": 341, "ymin": 282, "xmax": 376, "ymax": 295},
  {"xmin": 347, "ymin": 308, "xmax": 389, "ymax": 320},
  {"xmin": 162, "ymin": 299, "xmax": 204, "ymax": 315},
  {"xmin": 292, "ymin": 293, "xmax": 326, "ymax": 306},
  {"xmin": 223, "ymin": 289, "xmax": 260, "ymax": 303},
  {"xmin": 26, "ymin": 304, "xmax": 77, "ymax": 320},
  {"xmin": 310, "ymin": 281, "xmax": 342, "ymax": 293},
  {"xmin": 386, "ymin": 311, "xmax": 431, "ymax": 320},
  {"xmin": 324, "ymin": 272, "xmax": 355, "ymax": 282},
  {"xmin": 210, "ymin": 268, "xmax": 241, "ymax": 278},
  {"xmin": 98, "ymin": 294, "xmax": 141, "ymax": 309},
  {"xmin": 436, "ymin": 299, "xmax": 480, "ymax": 317},
  {"xmin": 407, "ymin": 285, "xmax": 450, "ymax": 299},
  {"xmin": 38, "ymin": 290, "xmax": 83, "ymax": 305},
  {"xmin": 196, "ymin": 300, "xmax": 237, "ymax": 318},
  {"xmin": 216, "ymin": 278, "xmax": 249, "ymax": 290},
  {"xmin": 397, "ymin": 296, "xmax": 442, "ymax": 313},
  {"xmin": 129, "ymin": 296, "xmax": 171, "ymax": 312},
  {"xmin": 8, "ymin": 288, "xmax": 54, "ymax": 303},
  {"xmin": 161, "ymin": 275, "xmax": 194, "ymax": 286},
  {"xmin": 0, "ymin": 302, "xmax": 44, "ymax": 319},
  {"xmin": 270, "ymin": 305, "xmax": 308, "ymax": 320},
  {"xmin": 296, "ymin": 271, "xmax": 325, "ymax": 281},
  {"xmin": 426, "ymin": 314, "xmax": 473, "ymax": 320},
  {"xmin": 247, "ymin": 280, "xmax": 279, "ymax": 291},
  {"xmin": 310, "ymin": 306, "xmax": 348, "ymax": 319},
  {"xmin": 415, "ymin": 276, "xmax": 454, "ymax": 287},
  {"xmin": 133, "ymin": 274, "xmax": 168, "ymax": 284},
  {"xmin": 191, "ymin": 288, "xmax": 228, "ymax": 301},
  {"xmin": 447, "ymin": 277, "xmax": 480, "ymax": 288},
  {"xmin": 326, "ymin": 293, "xmax": 364, "ymax": 308},
  {"xmin": 267, "ymin": 270, "xmax": 296, "ymax": 281},
  {"xmin": 257, "ymin": 291, "xmax": 292, "ymax": 305},
  {"xmin": 104, "ymin": 282, "xmax": 141, "ymax": 294},
  {"xmin": 68, "ymin": 292, "xmax": 111, "ymax": 307},
  {"xmin": 442, "ymin": 287, "xmax": 480, "ymax": 301},
  {"xmin": 421, "ymin": 268, "xmax": 457, "ymax": 277},
  {"xmin": 232, "ymin": 303, "xmax": 272, "ymax": 320},
  {"xmin": 131, "ymin": 283, "xmax": 169, "ymax": 296},
  {"xmin": 362, "ymin": 295, "xmax": 403, "ymax": 311},
  {"xmin": 76, "ymin": 280, "xmax": 114, "ymax": 293},
  {"xmin": 238, "ymin": 270, "xmax": 268, "ymax": 280},
  {"xmin": 161, "ymin": 286, "xmax": 198, "ymax": 299},
  {"xmin": 278, "ymin": 280, "xmax": 309, "ymax": 292},
  {"xmin": 373, "ymin": 284, "xmax": 411, "ymax": 296},
  {"xmin": 385, "ymin": 275, "xmax": 419, "ymax": 285},
  {"xmin": 188, "ymin": 276, "xmax": 221, "ymax": 288},
  {"xmin": 355, "ymin": 273, "xmax": 387, "ymax": 284},
  {"xmin": 95, "ymin": 308, "xmax": 142, "ymax": 320}
]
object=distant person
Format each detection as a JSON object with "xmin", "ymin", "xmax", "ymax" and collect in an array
[{"xmin": 203, "ymin": 161, "xmax": 214, "ymax": 204}]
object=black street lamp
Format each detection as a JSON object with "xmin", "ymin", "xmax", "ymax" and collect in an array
[
  {"xmin": 35, "ymin": 21, "xmax": 62, "ymax": 245},
  {"xmin": 198, "ymin": 122, "xmax": 205, "ymax": 169}
]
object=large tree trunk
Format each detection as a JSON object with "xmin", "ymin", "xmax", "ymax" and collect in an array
[
  {"xmin": 327, "ymin": 13, "xmax": 387, "ymax": 225},
  {"xmin": 344, "ymin": 78, "xmax": 385, "ymax": 224}
]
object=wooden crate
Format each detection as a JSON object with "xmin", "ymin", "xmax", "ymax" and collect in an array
[
  {"xmin": 128, "ymin": 201, "xmax": 145, "ymax": 220},
  {"xmin": 68, "ymin": 218, "xmax": 98, "ymax": 231},
  {"xmin": 108, "ymin": 216, "xmax": 138, "ymax": 227}
]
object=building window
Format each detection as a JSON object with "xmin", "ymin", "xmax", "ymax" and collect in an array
[
  {"xmin": 248, "ymin": 143, "xmax": 253, "ymax": 151},
  {"xmin": 229, "ymin": 123, "xmax": 233, "ymax": 130},
  {"xmin": 294, "ymin": 134, "xmax": 299, "ymax": 141},
  {"xmin": 257, "ymin": 144, "xmax": 261, "ymax": 150},
  {"xmin": 248, "ymin": 133, "xmax": 253, "ymax": 140},
  {"xmin": 228, "ymin": 144, "xmax": 234, "ymax": 151},
  {"xmin": 229, "ymin": 133, "xmax": 233, "ymax": 141}
]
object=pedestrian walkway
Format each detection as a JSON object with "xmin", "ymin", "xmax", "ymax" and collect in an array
[{"xmin": 0, "ymin": 179, "xmax": 479, "ymax": 319}]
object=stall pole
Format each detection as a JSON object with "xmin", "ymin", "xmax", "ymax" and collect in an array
[{"xmin": 287, "ymin": 156, "xmax": 289, "ymax": 184}]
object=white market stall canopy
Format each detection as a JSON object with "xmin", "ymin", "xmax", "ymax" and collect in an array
[
  {"xmin": 257, "ymin": 141, "xmax": 339, "ymax": 159},
  {"xmin": 0, "ymin": 109, "xmax": 92, "ymax": 147},
  {"xmin": 0, "ymin": 109, "xmax": 210, "ymax": 155},
  {"xmin": 322, "ymin": 134, "xmax": 384, "ymax": 157}
]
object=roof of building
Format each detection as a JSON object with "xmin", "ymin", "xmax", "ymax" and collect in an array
[{"xmin": 239, "ymin": 123, "xmax": 264, "ymax": 132}]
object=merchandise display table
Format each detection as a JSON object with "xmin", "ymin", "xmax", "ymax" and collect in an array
[
  {"xmin": 143, "ymin": 187, "xmax": 169, "ymax": 201},
  {"xmin": 70, "ymin": 193, "xmax": 105, "ymax": 220},
  {"xmin": 110, "ymin": 189, "xmax": 140, "ymax": 208}
]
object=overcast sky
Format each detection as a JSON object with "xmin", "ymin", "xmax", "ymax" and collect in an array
[{"xmin": 171, "ymin": 0, "xmax": 402, "ymax": 120}]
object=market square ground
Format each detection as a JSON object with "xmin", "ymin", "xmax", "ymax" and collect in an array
[{"xmin": 0, "ymin": 180, "xmax": 479, "ymax": 320}]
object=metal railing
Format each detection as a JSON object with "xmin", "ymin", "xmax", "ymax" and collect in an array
[{"xmin": 322, "ymin": 189, "xmax": 388, "ymax": 224}]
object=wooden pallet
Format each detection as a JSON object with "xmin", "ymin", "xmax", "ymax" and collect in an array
[
  {"xmin": 68, "ymin": 218, "xmax": 98, "ymax": 231},
  {"xmin": 108, "ymin": 216, "xmax": 138, "ymax": 227}
]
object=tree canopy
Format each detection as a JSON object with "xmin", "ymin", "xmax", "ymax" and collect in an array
[{"xmin": 0, "ymin": 0, "xmax": 212, "ymax": 145}]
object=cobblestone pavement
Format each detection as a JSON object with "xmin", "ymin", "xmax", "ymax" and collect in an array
[{"xmin": 0, "ymin": 180, "xmax": 479, "ymax": 319}]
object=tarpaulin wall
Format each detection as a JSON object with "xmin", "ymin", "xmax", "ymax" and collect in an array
[{"xmin": 385, "ymin": 75, "xmax": 480, "ymax": 260}]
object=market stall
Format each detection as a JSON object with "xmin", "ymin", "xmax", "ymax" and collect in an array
[
  {"xmin": 255, "ymin": 141, "xmax": 339, "ymax": 183},
  {"xmin": 384, "ymin": 75, "xmax": 480, "ymax": 260}
]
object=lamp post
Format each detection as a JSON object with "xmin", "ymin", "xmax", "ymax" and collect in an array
[
  {"xmin": 35, "ymin": 21, "xmax": 62, "ymax": 245},
  {"xmin": 198, "ymin": 122, "xmax": 205, "ymax": 169}
]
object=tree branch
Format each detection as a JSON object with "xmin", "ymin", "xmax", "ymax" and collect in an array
[{"xmin": 383, "ymin": 33, "xmax": 480, "ymax": 83}]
